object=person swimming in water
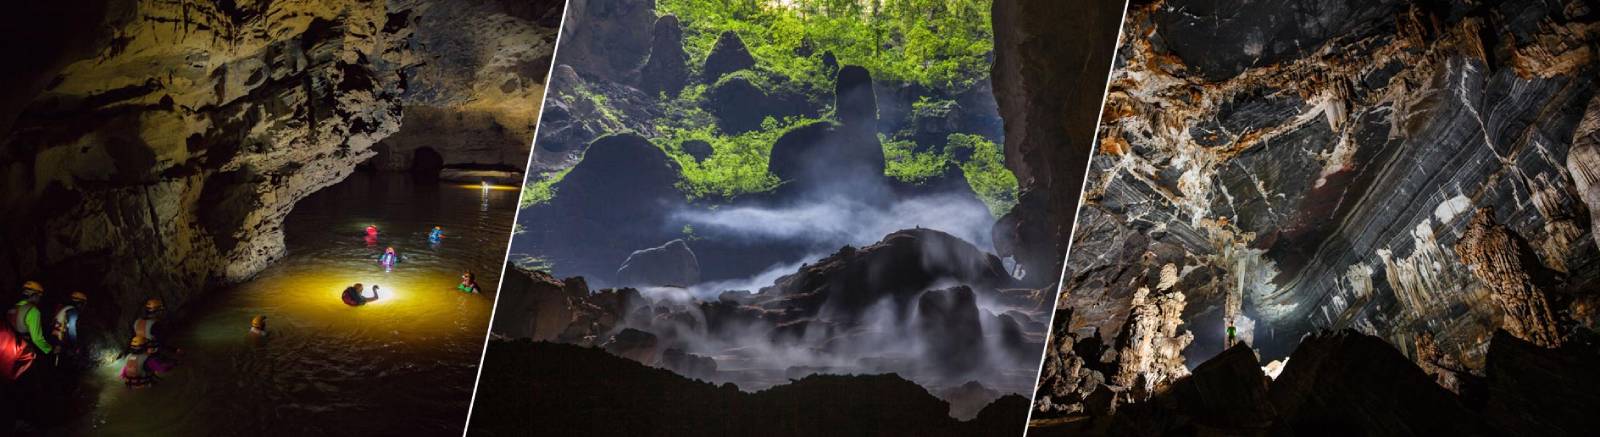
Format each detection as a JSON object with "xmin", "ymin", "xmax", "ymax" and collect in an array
[
  {"xmin": 457, "ymin": 272, "xmax": 481, "ymax": 294},
  {"xmin": 428, "ymin": 226, "xmax": 445, "ymax": 243},
  {"xmin": 341, "ymin": 283, "xmax": 379, "ymax": 306},
  {"xmin": 376, "ymin": 246, "xmax": 398, "ymax": 270},
  {"xmin": 365, "ymin": 225, "xmax": 379, "ymax": 246}
]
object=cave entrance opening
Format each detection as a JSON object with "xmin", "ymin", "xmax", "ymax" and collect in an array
[{"xmin": 412, "ymin": 146, "xmax": 444, "ymax": 180}]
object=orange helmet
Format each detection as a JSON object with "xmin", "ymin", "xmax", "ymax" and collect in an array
[
  {"xmin": 22, "ymin": 281, "xmax": 44, "ymax": 296},
  {"xmin": 144, "ymin": 298, "xmax": 164, "ymax": 311},
  {"xmin": 69, "ymin": 291, "xmax": 88, "ymax": 303},
  {"xmin": 251, "ymin": 315, "xmax": 267, "ymax": 329},
  {"xmin": 130, "ymin": 336, "xmax": 148, "ymax": 348}
]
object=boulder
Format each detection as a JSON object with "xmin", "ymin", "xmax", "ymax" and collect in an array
[
  {"xmin": 682, "ymin": 139, "xmax": 714, "ymax": 162},
  {"xmin": 616, "ymin": 239, "xmax": 701, "ymax": 287},
  {"xmin": 640, "ymin": 15, "xmax": 689, "ymax": 97},
  {"xmin": 602, "ymin": 327, "xmax": 661, "ymax": 365},
  {"xmin": 660, "ymin": 348, "xmax": 718, "ymax": 381},
  {"xmin": 701, "ymin": 30, "xmax": 756, "ymax": 84},
  {"xmin": 767, "ymin": 120, "xmax": 886, "ymax": 192},
  {"xmin": 1109, "ymin": 343, "xmax": 1276, "ymax": 435},
  {"xmin": 517, "ymin": 133, "xmax": 685, "ymax": 284},
  {"xmin": 706, "ymin": 73, "xmax": 773, "ymax": 134}
]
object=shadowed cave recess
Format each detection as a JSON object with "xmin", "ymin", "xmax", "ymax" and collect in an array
[
  {"xmin": 0, "ymin": 0, "xmax": 560, "ymax": 433},
  {"xmin": 1030, "ymin": 0, "xmax": 1600, "ymax": 435}
]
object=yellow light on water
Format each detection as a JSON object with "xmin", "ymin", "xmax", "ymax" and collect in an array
[{"xmin": 458, "ymin": 183, "xmax": 519, "ymax": 191}]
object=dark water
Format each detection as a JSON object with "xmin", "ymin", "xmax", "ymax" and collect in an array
[{"xmin": 66, "ymin": 172, "xmax": 517, "ymax": 435}]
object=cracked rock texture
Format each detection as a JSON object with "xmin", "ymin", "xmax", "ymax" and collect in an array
[{"xmin": 0, "ymin": 0, "xmax": 554, "ymax": 351}]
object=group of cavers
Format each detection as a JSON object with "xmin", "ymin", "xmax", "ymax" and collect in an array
[
  {"xmin": 3, "ymin": 280, "xmax": 201, "ymax": 389},
  {"xmin": 3, "ymin": 225, "xmax": 487, "ymax": 390},
  {"xmin": 342, "ymin": 225, "xmax": 482, "ymax": 307}
]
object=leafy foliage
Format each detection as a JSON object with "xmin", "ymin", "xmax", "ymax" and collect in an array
[
  {"xmin": 520, "ymin": 166, "xmax": 574, "ymax": 208},
  {"xmin": 658, "ymin": 0, "xmax": 993, "ymax": 91},
  {"xmin": 882, "ymin": 136, "xmax": 947, "ymax": 183},
  {"xmin": 946, "ymin": 133, "xmax": 1016, "ymax": 216}
]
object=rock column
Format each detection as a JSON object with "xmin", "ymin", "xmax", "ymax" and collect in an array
[{"xmin": 1454, "ymin": 207, "xmax": 1563, "ymax": 348}]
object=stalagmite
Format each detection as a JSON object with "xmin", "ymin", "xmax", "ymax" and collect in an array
[
  {"xmin": 1453, "ymin": 207, "xmax": 1563, "ymax": 348},
  {"xmin": 1111, "ymin": 286, "xmax": 1193, "ymax": 398},
  {"xmin": 1569, "ymin": 95, "xmax": 1600, "ymax": 249}
]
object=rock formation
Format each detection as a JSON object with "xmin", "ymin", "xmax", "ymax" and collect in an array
[
  {"xmin": 616, "ymin": 239, "xmax": 701, "ymax": 287},
  {"xmin": 1570, "ymin": 95, "xmax": 1600, "ymax": 248},
  {"xmin": 554, "ymin": 0, "xmax": 654, "ymax": 84},
  {"xmin": 1031, "ymin": 0, "xmax": 1600, "ymax": 381},
  {"xmin": 517, "ymin": 133, "xmax": 685, "ymax": 285},
  {"xmin": 640, "ymin": 15, "xmax": 690, "ymax": 98},
  {"xmin": 989, "ymin": 0, "xmax": 1126, "ymax": 285},
  {"xmin": 702, "ymin": 31, "xmax": 757, "ymax": 84},
  {"xmin": 1454, "ymin": 207, "xmax": 1565, "ymax": 348},
  {"xmin": 1109, "ymin": 287, "xmax": 1193, "ymax": 398}
]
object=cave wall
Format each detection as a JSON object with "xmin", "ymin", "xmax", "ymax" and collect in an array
[
  {"xmin": 365, "ymin": 0, "xmax": 561, "ymax": 173},
  {"xmin": 990, "ymin": 0, "xmax": 1128, "ymax": 286},
  {"xmin": 0, "ymin": 0, "xmax": 554, "ymax": 351},
  {"xmin": 1052, "ymin": 0, "xmax": 1599, "ymax": 369}
]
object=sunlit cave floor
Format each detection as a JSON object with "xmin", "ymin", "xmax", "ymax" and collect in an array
[
  {"xmin": 466, "ymin": 340, "xmax": 1030, "ymax": 437},
  {"xmin": 50, "ymin": 173, "xmax": 515, "ymax": 435}
]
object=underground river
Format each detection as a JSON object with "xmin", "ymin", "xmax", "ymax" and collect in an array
[{"xmin": 57, "ymin": 172, "xmax": 517, "ymax": 435}]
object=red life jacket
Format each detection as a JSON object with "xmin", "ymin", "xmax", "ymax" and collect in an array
[{"xmin": 133, "ymin": 318, "xmax": 159, "ymax": 341}]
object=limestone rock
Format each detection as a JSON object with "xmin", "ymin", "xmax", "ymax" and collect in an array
[
  {"xmin": 1569, "ymin": 94, "xmax": 1600, "ymax": 249},
  {"xmin": 555, "ymin": 0, "xmax": 654, "ymax": 83},
  {"xmin": 616, "ymin": 239, "xmax": 701, "ymax": 287},
  {"xmin": 1110, "ymin": 287, "xmax": 1193, "ymax": 399},
  {"xmin": 640, "ymin": 15, "xmax": 690, "ymax": 97},
  {"xmin": 834, "ymin": 65, "xmax": 878, "ymax": 130},
  {"xmin": 602, "ymin": 327, "xmax": 661, "ymax": 365},
  {"xmin": 1454, "ymin": 207, "xmax": 1565, "ymax": 348},
  {"xmin": 701, "ymin": 31, "xmax": 756, "ymax": 84}
]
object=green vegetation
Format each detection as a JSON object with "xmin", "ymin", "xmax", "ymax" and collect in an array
[
  {"xmin": 658, "ymin": 0, "xmax": 993, "ymax": 91},
  {"xmin": 521, "ymin": 166, "xmax": 573, "ymax": 208},
  {"xmin": 526, "ymin": 0, "xmax": 1015, "ymax": 212},
  {"xmin": 510, "ymin": 254, "xmax": 554, "ymax": 272},
  {"xmin": 947, "ymin": 133, "xmax": 1016, "ymax": 216},
  {"xmin": 658, "ymin": 115, "xmax": 818, "ymax": 199},
  {"xmin": 882, "ymin": 136, "xmax": 946, "ymax": 183}
]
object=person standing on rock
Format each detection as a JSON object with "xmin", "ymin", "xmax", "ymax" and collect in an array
[{"xmin": 8, "ymin": 281, "xmax": 53, "ymax": 357}]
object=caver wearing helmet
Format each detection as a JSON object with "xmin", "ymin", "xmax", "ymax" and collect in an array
[{"xmin": 8, "ymin": 281, "xmax": 52, "ymax": 355}]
